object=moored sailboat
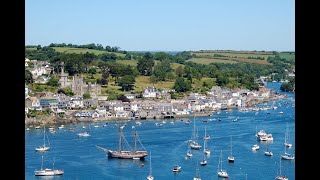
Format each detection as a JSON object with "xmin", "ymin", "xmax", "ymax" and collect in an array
[
  {"xmin": 34, "ymin": 155, "xmax": 64, "ymax": 176},
  {"xmin": 189, "ymin": 116, "xmax": 202, "ymax": 150},
  {"xmin": 217, "ymin": 150, "xmax": 228, "ymax": 178},
  {"xmin": 228, "ymin": 136, "xmax": 235, "ymax": 163},
  {"xmin": 284, "ymin": 123, "xmax": 292, "ymax": 148},
  {"xmin": 35, "ymin": 126, "xmax": 50, "ymax": 151},
  {"xmin": 147, "ymin": 151, "xmax": 154, "ymax": 180},
  {"xmin": 275, "ymin": 157, "xmax": 288, "ymax": 180}
]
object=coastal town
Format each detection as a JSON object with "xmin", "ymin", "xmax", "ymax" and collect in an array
[{"xmin": 25, "ymin": 58, "xmax": 287, "ymax": 126}]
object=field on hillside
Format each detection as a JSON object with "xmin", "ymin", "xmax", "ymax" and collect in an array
[
  {"xmin": 53, "ymin": 47, "xmax": 126, "ymax": 57},
  {"xmin": 134, "ymin": 76, "xmax": 175, "ymax": 92},
  {"xmin": 279, "ymin": 52, "xmax": 295, "ymax": 61},
  {"xmin": 187, "ymin": 58, "xmax": 238, "ymax": 64},
  {"xmin": 116, "ymin": 60, "xmax": 138, "ymax": 66},
  {"xmin": 192, "ymin": 52, "xmax": 274, "ymax": 59},
  {"xmin": 116, "ymin": 60, "xmax": 185, "ymax": 70}
]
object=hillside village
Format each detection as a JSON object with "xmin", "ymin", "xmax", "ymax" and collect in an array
[{"xmin": 25, "ymin": 58, "xmax": 286, "ymax": 125}]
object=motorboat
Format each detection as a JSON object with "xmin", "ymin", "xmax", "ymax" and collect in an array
[
  {"xmin": 172, "ymin": 165, "xmax": 181, "ymax": 172},
  {"xmin": 252, "ymin": 144, "xmax": 260, "ymax": 151}
]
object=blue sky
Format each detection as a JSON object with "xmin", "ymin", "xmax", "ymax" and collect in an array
[{"xmin": 26, "ymin": 0, "xmax": 295, "ymax": 51}]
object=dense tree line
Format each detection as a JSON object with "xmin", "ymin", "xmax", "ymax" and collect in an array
[
  {"xmin": 280, "ymin": 77, "xmax": 295, "ymax": 92},
  {"xmin": 48, "ymin": 43, "xmax": 127, "ymax": 54}
]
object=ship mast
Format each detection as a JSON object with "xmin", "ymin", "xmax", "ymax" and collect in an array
[
  {"xmin": 134, "ymin": 127, "xmax": 137, "ymax": 153},
  {"xmin": 118, "ymin": 123, "xmax": 122, "ymax": 152}
]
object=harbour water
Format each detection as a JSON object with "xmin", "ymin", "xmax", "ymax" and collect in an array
[{"xmin": 25, "ymin": 82, "xmax": 295, "ymax": 179}]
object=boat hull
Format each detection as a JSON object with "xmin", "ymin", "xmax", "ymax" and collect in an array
[
  {"xmin": 108, "ymin": 150, "xmax": 147, "ymax": 159},
  {"xmin": 217, "ymin": 171, "xmax": 229, "ymax": 178},
  {"xmin": 34, "ymin": 169, "xmax": 64, "ymax": 176}
]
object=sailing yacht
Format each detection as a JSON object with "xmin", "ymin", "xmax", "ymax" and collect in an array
[
  {"xmin": 217, "ymin": 150, "xmax": 228, "ymax": 178},
  {"xmin": 147, "ymin": 151, "xmax": 154, "ymax": 180},
  {"xmin": 228, "ymin": 136, "xmax": 235, "ymax": 163},
  {"xmin": 200, "ymin": 154, "xmax": 207, "ymax": 166},
  {"xmin": 284, "ymin": 123, "xmax": 292, "ymax": 148},
  {"xmin": 96, "ymin": 124, "xmax": 147, "ymax": 159},
  {"xmin": 275, "ymin": 157, "xmax": 288, "ymax": 180},
  {"xmin": 35, "ymin": 126, "xmax": 50, "ymax": 151},
  {"xmin": 193, "ymin": 162, "xmax": 201, "ymax": 180},
  {"xmin": 189, "ymin": 116, "xmax": 202, "ymax": 150},
  {"xmin": 203, "ymin": 137, "xmax": 210, "ymax": 155},
  {"xmin": 34, "ymin": 155, "xmax": 64, "ymax": 176},
  {"xmin": 203, "ymin": 126, "xmax": 210, "ymax": 140},
  {"xmin": 281, "ymin": 148, "xmax": 295, "ymax": 160}
]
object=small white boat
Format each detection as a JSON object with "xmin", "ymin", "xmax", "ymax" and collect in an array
[
  {"xmin": 281, "ymin": 152, "xmax": 295, "ymax": 160},
  {"xmin": 252, "ymin": 144, "xmax": 260, "ymax": 151},
  {"xmin": 26, "ymin": 128, "xmax": 30, "ymax": 131},
  {"xmin": 35, "ymin": 126, "xmax": 41, "ymax": 129},
  {"xmin": 48, "ymin": 127, "xmax": 55, "ymax": 131},
  {"xmin": 172, "ymin": 165, "xmax": 181, "ymax": 172},
  {"xmin": 264, "ymin": 151, "xmax": 273, "ymax": 156},
  {"xmin": 94, "ymin": 125, "xmax": 99, "ymax": 128},
  {"xmin": 200, "ymin": 159, "xmax": 207, "ymax": 166},
  {"xmin": 279, "ymin": 111, "xmax": 284, "ymax": 114},
  {"xmin": 187, "ymin": 151, "xmax": 193, "ymax": 157},
  {"xmin": 78, "ymin": 132, "xmax": 90, "ymax": 137}
]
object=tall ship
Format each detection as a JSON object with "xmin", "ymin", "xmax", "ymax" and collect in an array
[{"xmin": 96, "ymin": 124, "xmax": 147, "ymax": 160}]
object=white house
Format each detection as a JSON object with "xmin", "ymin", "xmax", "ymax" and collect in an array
[
  {"xmin": 95, "ymin": 107, "xmax": 106, "ymax": 116},
  {"xmin": 115, "ymin": 111, "xmax": 129, "ymax": 118},
  {"xmin": 130, "ymin": 103, "xmax": 139, "ymax": 112},
  {"xmin": 92, "ymin": 111, "xmax": 100, "ymax": 118},
  {"xmin": 31, "ymin": 98, "xmax": 42, "ymax": 111},
  {"xmin": 124, "ymin": 94, "xmax": 135, "ymax": 100},
  {"xmin": 113, "ymin": 104, "xmax": 124, "ymax": 112},
  {"xmin": 143, "ymin": 87, "xmax": 157, "ymax": 98},
  {"xmin": 31, "ymin": 66, "xmax": 48, "ymax": 78}
]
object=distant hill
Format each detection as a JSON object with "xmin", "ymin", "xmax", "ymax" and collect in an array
[
  {"xmin": 26, "ymin": 47, "xmax": 126, "ymax": 57},
  {"xmin": 188, "ymin": 50, "xmax": 294, "ymax": 65}
]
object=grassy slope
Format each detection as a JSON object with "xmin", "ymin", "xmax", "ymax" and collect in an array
[{"xmin": 187, "ymin": 58, "xmax": 238, "ymax": 64}]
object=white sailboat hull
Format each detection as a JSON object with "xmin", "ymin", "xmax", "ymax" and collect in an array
[
  {"xmin": 34, "ymin": 169, "xmax": 64, "ymax": 176},
  {"xmin": 217, "ymin": 170, "xmax": 229, "ymax": 178},
  {"xmin": 108, "ymin": 150, "xmax": 147, "ymax": 159},
  {"xmin": 35, "ymin": 146, "xmax": 50, "ymax": 151}
]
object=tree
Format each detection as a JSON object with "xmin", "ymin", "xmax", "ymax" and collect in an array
[
  {"xmin": 118, "ymin": 95, "xmax": 130, "ymax": 102},
  {"xmin": 83, "ymin": 52, "xmax": 96, "ymax": 72},
  {"xmin": 173, "ymin": 77, "xmax": 192, "ymax": 92},
  {"xmin": 83, "ymin": 93, "xmax": 91, "ymax": 99},
  {"xmin": 143, "ymin": 52, "xmax": 153, "ymax": 60},
  {"xmin": 153, "ymin": 60, "xmax": 173, "ymax": 81},
  {"xmin": 175, "ymin": 65, "xmax": 184, "ymax": 77},
  {"xmin": 137, "ymin": 58, "xmax": 155, "ymax": 76},
  {"xmin": 25, "ymin": 70, "xmax": 33, "ymax": 84},
  {"xmin": 58, "ymin": 87, "xmax": 74, "ymax": 96},
  {"xmin": 46, "ymin": 77, "xmax": 60, "ymax": 87},
  {"xmin": 118, "ymin": 75, "xmax": 135, "ymax": 91}
]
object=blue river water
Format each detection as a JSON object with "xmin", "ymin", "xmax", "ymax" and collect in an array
[{"xmin": 25, "ymin": 82, "xmax": 295, "ymax": 180}]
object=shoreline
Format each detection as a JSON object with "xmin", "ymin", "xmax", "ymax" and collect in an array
[{"xmin": 25, "ymin": 94, "xmax": 289, "ymax": 127}]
